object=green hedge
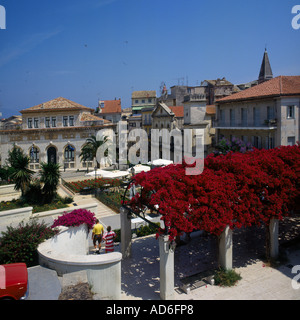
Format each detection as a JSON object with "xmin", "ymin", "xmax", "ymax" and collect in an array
[{"xmin": 96, "ymin": 191, "xmax": 123, "ymax": 213}]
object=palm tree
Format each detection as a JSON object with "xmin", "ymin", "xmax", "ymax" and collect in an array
[
  {"xmin": 39, "ymin": 162, "xmax": 61, "ymax": 203},
  {"xmin": 7, "ymin": 145, "xmax": 34, "ymax": 196},
  {"xmin": 80, "ymin": 135, "xmax": 109, "ymax": 168}
]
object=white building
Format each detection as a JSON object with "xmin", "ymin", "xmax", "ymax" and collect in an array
[
  {"xmin": 215, "ymin": 76, "xmax": 300, "ymax": 148},
  {"xmin": 0, "ymin": 97, "xmax": 115, "ymax": 170}
]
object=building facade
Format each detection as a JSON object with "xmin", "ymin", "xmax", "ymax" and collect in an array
[
  {"xmin": 183, "ymin": 92, "xmax": 216, "ymax": 156},
  {"xmin": 215, "ymin": 76, "xmax": 300, "ymax": 149},
  {"xmin": 152, "ymin": 102, "xmax": 184, "ymax": 130},
  {"xmin": 96, "ymin": 99, "xmax": 122, "ymax": 123},
  {"xmin": 0, "ymin": 97, "xmax": 114, "ymax": 170},
  {"xmin": 160, "ymin": 79, "xmax": 239, "ymax": 107},
  {"xmin": 131, "ymin": 91, "xmax": 157, "ymax": 114}
]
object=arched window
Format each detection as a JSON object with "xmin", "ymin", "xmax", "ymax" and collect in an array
[
  {"xmin": 30, "ymin": 146, "xmax": 39, "ymax": 163},
  {"xmin": 64, "ymin": 145, "xmax": 75, "ymax": 162}
]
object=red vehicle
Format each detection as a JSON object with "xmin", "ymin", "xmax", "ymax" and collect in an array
[{"xmin": 0, "ymin": 263, "xmax": 29, "ymax": 300}]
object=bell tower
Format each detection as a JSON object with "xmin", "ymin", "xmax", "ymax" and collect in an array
[{"xmin": 258, "ymin": 48, "xmax": 273, "ymax": 84}]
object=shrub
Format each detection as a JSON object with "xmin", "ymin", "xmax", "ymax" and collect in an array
[
  {"xmin": 51, "ymin": 209, "xmax": 96, "ymax": 231},
  {"xmin": 214, "ymin": 268, "xmax": 242, "ymax": 287},
  {"xmin": 22, "ymin": 180, "xmax": 43, "ymax": 205},
  {"xmin": 136, "ymin": 223, "xmax": 160, "ymax": 237},
  {"xmin": 113, "ymin": 222, "xmax": 160, "ymax": 242},
  {"xmin": 0, "ymin": 198, "xmax": 69, "ymax": 213},
  {"xmin": 0, "ymin": 220, "xmax": 58, "ymax": 267},
  {"xmin": 62, "ymin": 196, "xmax": 74, "ymax": 204},
  {"xmin": 114, "ymin": 229, "xmax": 121, "ymax": 242}
]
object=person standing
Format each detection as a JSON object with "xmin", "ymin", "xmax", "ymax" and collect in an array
[
  {"xmin": 103, "ymin": 226, "xmax": 116, "ymax": 253},
  {"xmin": 92, "ymin": 219, "xmax": 104, "ymax": 254}
]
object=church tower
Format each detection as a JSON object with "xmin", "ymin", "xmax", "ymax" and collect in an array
[{"xmin": 258, "ymin": 49, "xmax": 273, "ymax": 84}]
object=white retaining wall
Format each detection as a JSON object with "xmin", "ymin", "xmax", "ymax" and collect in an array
[
  {"xmin": 0, "ymin": 203, "xmax": 98, "ymax": 228},
  {"xmin": 38, "ymin": 224, "xmax": 122, "ymax": 300},
  {"xmin": 0, "ymin": 184, "xmax": 19, "ymax": 195}
]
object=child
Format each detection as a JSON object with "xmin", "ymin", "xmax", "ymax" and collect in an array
[{"xmin": 103, "ymin": 226, "xmax": 116, "ymax": 253}]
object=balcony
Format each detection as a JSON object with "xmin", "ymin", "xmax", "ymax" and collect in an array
[
  {"xmin": 183, "ymin": 94, "xmax": 206, "ymax": 103},
  {"xmin": 214, "ymin": 119, "xmax": 277, "ymax": 130}
]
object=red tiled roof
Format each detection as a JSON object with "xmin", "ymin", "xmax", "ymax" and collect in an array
[
  {"xmin": 169, "ymin": 106, "xmax": 184, "ymax": 117},
  {"xmin": 100, "ymin": 100, "xmax": 122, "ymax": 113},
  {"xmin": 20, "ymin": 97, "xmax": 94, "ymax": 113},
  {"xmin": 216, "ymin": 76, "xmax": 300, "ymax": 103}
]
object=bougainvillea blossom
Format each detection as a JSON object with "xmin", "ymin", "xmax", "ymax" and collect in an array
[
  {"xmin": 127, "ymin": 145, "xmax": 300, "ymax": 240},
  {"xmin": 51, "ymin": 208, "xmax": 96, "ymax": 231}
]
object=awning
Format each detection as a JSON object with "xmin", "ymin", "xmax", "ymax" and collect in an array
[
  {"xmin": 127, "ymin": 164, "xmax": 151, "ymax": 174},
  {"xmin": 148, "ymin": 159, "xmax": 173, "ymax": 166},
  {"xmin": 85, "ymin": 169, "xmax": 129, "ymax": 179}
]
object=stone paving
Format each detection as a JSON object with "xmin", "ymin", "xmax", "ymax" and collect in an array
[{"xmin": 120, "ymin": 231, "xmax": 300, "ymax": 300}]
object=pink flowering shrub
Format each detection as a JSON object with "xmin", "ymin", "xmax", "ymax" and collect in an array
[{"xmin": 51, "ymin": 209, "xmax": 96, "ymax": 231}]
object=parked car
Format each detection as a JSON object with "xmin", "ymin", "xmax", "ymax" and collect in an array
[{"xmin": 0, "ymin": 263, "xmax": 29, "ymax": 300}]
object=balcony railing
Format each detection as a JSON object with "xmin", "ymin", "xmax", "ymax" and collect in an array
[
  {"xmin": 183, "ymin": 94, "xmax": 206, "ymax": 102},
  {"xmin": 214, "ymin": 119, "xmax": 277, "ymax": 129}
]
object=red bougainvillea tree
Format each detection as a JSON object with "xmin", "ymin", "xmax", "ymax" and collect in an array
[{"xmin": 126, "ymin": 145, "xmax": 300, "ymax": 240}]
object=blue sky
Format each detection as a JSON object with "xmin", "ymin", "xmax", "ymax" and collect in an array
[{"xmin": 0, "ymin": 0, "xmax": 299, "ymax": 118}]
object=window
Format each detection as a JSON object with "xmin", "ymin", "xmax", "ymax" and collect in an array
[
  {"xmin": 135, "ymin": 100, "xmax": 138, "ymax": 104},
  {"xmin": 64, "ymin": 145, "xmax": 75, "ymax": 162},
  {"xmin": 253, "ymin": 136, "xmax": 262, "ymax": 149},
  {"xmin": 28, "ymin": 118, "xmax": 32, "ymax": 129},
  {"xmin": 253, "ymin": 107, "xmax": 260, "ymax": 126},
  {"xmin": 267, "ymin": 106, "xmax": 274, "ymax": 120},
  {"xmin": 266, "ymin": 136, "xmax": 274, "ymax": 149},
  {"xmin": 34, "ymin": 118, "xmax": 39, "ymax": 128},
  {"xmin": 148, "ymin": 98, "xmax": 152, "ymax": 103},
  {"xmin": 45, "ymin": 117, "xmax": 50, "ymax": 128},
  {"xmin": 69, "ymin": 116, "xmax": 74, "ymax": 126},
  {"xmin": 287, "ymin": 106, "xmax": 295, "ymax": 119},
  {"xmin": 30, "ymin": 147, "xmax": 39, "ymax": 163},
  {"xmin": 51, "ymin": 117, "xmax": 56, "ymax": 127},
  {"xmin": 230, "ymin": 109, "xmax": 235, "ymax": 126},
  {"xmin": 241, "ymin": 108, "xmax": 247, "ymax": 126},
  {"xmin": 63, "ymin": 116, "xmax": 68, "ymax": 127},
  {"xmin": 287, "ymin": 136, "xmax": 295, "ymax": 146},
  {"xmin": 219, "ymin": 109, "xmax": 224, "ymax": 126},
  {"xmin": 142, "ymin": 99, "xmax": 145, "ymax": 103}
]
